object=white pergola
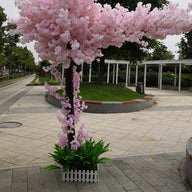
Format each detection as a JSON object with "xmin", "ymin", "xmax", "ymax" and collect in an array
[{"xmin": 81, "ymin": 59, "xmax": 192, "ymax": 92}]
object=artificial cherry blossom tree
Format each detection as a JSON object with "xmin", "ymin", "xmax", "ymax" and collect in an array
[{"xmin": 12, "ymin": 0, "xmax": 192, "ymax": 150}]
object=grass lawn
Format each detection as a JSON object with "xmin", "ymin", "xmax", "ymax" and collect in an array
[
  {"xmin": 27, "ymin": 75, "xmax": 60, "ymax": 86},
  {"xmin": 56, "ymin": 82, "xmax": 145, "ymax": 101},
  {"xmin": 79, "ymin": 82, "xmax": 145, "ymax": 101}
]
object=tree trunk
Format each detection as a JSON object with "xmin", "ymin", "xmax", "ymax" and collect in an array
[
  {"xmin": 97, "ymin": 56, "xmax": 105, "ymax": 84},
  {"xmin": 65, "ymin": 63, "xmax": 75, "ymax": 146}
]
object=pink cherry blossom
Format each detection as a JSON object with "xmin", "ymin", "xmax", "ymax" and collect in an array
[
  {"xmin": 70, "ymin": 137, "xmax": 80, "ymax": 151},
  {"xmin": 58, "ymin": 133, "xmax": 68, "ymax": 149},
  {"xmin": 77, "ymin": 123, "xmax": 90, "ymax": 145},
  {"xmin": 44, "ymin": 83, "xmax": 58, "ymax": 95}
]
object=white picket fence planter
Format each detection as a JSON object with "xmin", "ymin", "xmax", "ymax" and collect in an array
[{"xmin": 61, "ymin": 165, "xmax": 99, "ymax": 183}]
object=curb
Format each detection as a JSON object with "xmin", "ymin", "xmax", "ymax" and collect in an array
[{"xmin": 46, "ymin": 94, "xmax": 154, "ymax": 113}]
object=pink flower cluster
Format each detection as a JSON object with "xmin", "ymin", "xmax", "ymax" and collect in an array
[
  {"xmin": 12, "ymin": 0, "xmax": 192, "ymax": 70},
  {"xmin": 44, "ymin": 64, "xmax": 89, "ymax": 150},
  {"xmin": 44, "ymin": 82, "xmax": 58, "ymax": 95},
  {"xmin": 56, "ymin": 66, "xmax": 89, "ymax": 150}
]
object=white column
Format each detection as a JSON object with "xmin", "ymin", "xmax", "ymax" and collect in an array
[
  {"xmin": 89, "ymin": 64, "xmax": 92, "ymax": 82},
  {"xmin": 81, "ymin": 63, "xmax": 84, "ymax": 82},
  {"xmin": 116, "ymin": 63, "xmax": 119, "ymax": 84},
  {"xmin": 159, "ymin": 64, "xmax": 163, "ymax": 90},
  {"xmin": 112, "ymin": 64, "xmax": 115, "ymax": 84},
  {"xmin": 144, "ymin": 64, "xmax": 147, "ymax": 88},
  {"xmin": 174, "ymin": 65, "xmax": 177, "ymax": 86},
  {"xmin": 135, "ymin": 65, "xmax": 138, "ymax": 86},
  {"xmin": 128, "ymin": 65, "xmax": 131, "ymax": 83},
  {"xmin": 178, "ymin": 63, "xmax": 182, "ymax": 92},
  {"xmin": 107, "ymin": 63, "xmax": 110, "ymax": 83},
  {"xmin": 3, "ymin": 66, "xmax": 6, "ymax": 74},
  {"xmin": 125, "ymin": 64, "xmax": 129, "ymax": 87}
]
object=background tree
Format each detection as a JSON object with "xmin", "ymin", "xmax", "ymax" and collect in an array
[
  {"xmin": 14, "ymin": 46, "xmax": 36, "ymax": 73},
  {"xmin": 0, "ymin": 7, "xmax": 6, "ymax": 50},
  {"xmin": 147, "ymin": 42, "xmax": 174, "ymax": 60},
  {"xmin": 0, "ymin": 6, "xmax": 35, "ymax": 76},
  {"xmin": 178, "ymin": 30, "xmax": 192, "ymax": 59},
  {"xmin": 3, "ymin": 23, "xmax": 20, "ymax": 75},
  {"xmin": 0, "ymin": 7, "xmax": 8, "ymax": 72},
  {"xmin": 177, "ymin": 30, "xmax": 192, "ymax": 74}
]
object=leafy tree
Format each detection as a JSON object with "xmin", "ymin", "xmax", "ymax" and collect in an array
[
  {"xmin": 178, "ymin": 30, "xmax": 192, "ymax": 59},
  {"xmin": 177, "ymin": 30, "xmax": 192, "ymax": 73},
  {"xmin": 0, "ymin": 6, "xmax": 35, "ymax": 76},
  {"xmin": 147, "ymin": 42, "xmax": 174, "ymax": 60},
  {"xmin": 0, "ymin": 7, "xmax": 7, "ymax": 71},
  {"xmin": 3, "ymin": 46, "xmax": 35, "ymax": 75},
  {"xmin": 97, "ymin": 0, "xmax": 169, "ymax": 83},
  {"xmin": 0, "ymin": 7, "xmax": 6, "ymax": 49},
  {"xmin": 14, "ymin": 46, "xmax": 36, "ymax": 73}
]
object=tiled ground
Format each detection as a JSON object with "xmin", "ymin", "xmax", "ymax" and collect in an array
[
  {"xmin": 1, "ymin": 86, "xmax": 192, "ymax": 169},
  {"xmin": 1, "ymin": 80, "xmax": 192, "ymax": 191}
]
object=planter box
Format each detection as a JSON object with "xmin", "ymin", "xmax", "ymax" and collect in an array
[
  {"xmin": 61, "ymin": 165, "xmax": 99, "ymax": 183},
  {"xmin": 46, "ymin": 93, "xmax": 154, "ymax": 113}
]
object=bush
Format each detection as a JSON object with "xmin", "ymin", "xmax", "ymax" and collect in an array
[
  {"xmin": 45, "ymin": 138, "xmax": 111, "ymax": 172},
  {"xmin": 162, "ymin": 72, "xmax": 174, "ymax": 85}
]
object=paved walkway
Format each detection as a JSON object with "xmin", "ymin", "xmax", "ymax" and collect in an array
[
  {"xmin": 0, "ymin": 82, "xmax": 192, "ymax": 191},
  {"xmin": 1, "ymin": 152, "xmax": 191, "ymax": 192}
]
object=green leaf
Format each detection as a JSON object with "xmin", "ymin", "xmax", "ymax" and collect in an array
[
  {"xmin": 44, "ymin": 165, "xmax": 60, "ymax": 170},
  {"xmin": 98, "ymin": 157, "xmax": 112, "ymax": 164},
  {"xmin": 63, "ymin": 167, "xmax": 69, "ymax": 173}
]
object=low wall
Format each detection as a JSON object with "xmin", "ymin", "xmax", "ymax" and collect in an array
[
  {"xmin": 186, "ymin": 138, "xmax": 192, "ymax": 187},
  {"xmin": 46, "ymin": 94, "xmax": 154, "ymax": 113}
]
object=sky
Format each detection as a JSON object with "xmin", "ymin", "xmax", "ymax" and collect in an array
[{"xmin": 0, "ymin": 0, "xmax": 191, "ymax": 62}]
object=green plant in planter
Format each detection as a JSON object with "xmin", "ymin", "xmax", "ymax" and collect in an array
[{"xmin": 45, "ymin": 138, "xmax": 111, "ymax": 172}]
